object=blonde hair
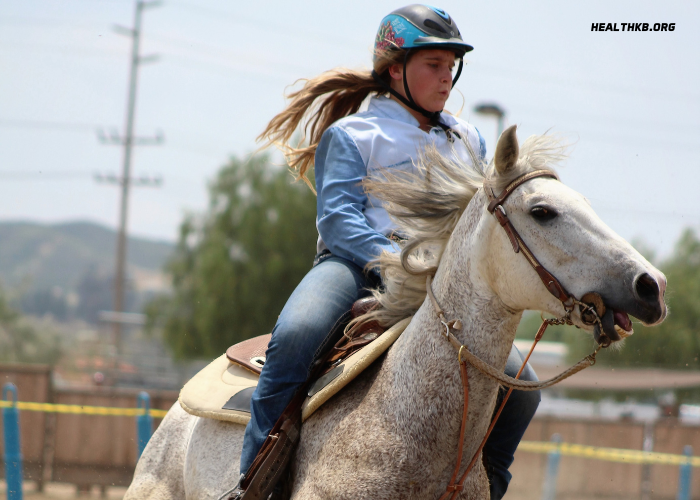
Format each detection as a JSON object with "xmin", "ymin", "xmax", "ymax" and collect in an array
[{"xmin": 256, "ymin": 50, "xmax": 407, "ymax": 193}]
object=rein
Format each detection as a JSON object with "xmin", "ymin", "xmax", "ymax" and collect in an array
[{"xmin": 429, "ymin": 170, "xmax": 608, "ymax": 499}]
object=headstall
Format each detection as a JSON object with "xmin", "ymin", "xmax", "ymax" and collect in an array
[{"xmin": 431, "ymin": 170, "xmax": 609, "ymax": 500}]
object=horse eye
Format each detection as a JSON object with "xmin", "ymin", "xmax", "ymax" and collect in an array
[{"xmin": 531, "ymin": 206, "xmax": 557, "ymax": 222}]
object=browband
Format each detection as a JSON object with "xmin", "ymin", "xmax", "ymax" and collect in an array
[{"xmin": 487, "ymin": 170, "xmax": 559, "ymax": 213}]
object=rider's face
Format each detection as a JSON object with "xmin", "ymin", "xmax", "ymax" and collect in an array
[{"xmin": 389, "ymin": 49, "xmax": 456, "ymax": 113}]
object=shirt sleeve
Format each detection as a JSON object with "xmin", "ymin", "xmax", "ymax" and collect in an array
[{"xmin": 315, "ymin": 126, "xmax": 396, "ymax": 269}]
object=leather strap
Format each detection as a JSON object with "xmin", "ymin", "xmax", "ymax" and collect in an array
[
  {"xmin": 486, "ymin": 170, "xmax": 559, "ymax": 213},
  {"xmin": 426, "ymin": 274, "xmax": 600, "ymax": 499},
  {"xmin": 238, "ymin": 389, "xmax": 305, "ymax": 499},
  {"xmin": 486, "ymin": 170, "xmax": 573, "ymax": 306},
  {"xmin": 235, "ymin": 311, "xmax": 354, "ymax": 499},
  {"xmin": 440, "ymin": 359, "xmax": 470, "ymax": 499}
]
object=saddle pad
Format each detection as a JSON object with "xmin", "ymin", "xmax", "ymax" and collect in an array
[{"xmin": 179, "ymin": 317, "xmax": 411, "ymax": 424}]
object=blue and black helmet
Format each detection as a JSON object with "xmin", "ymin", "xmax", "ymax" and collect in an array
[
  {"xmin": 373, "ymin": 5, "xmax": 473, "ymax": 63},
  {"xmin": 371, "ymin": 5, "xmax": 473, "ymax": 136}
]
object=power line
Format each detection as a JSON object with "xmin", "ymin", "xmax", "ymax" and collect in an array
[
  {"xmin": 3, "ymin": 28, "xmax": 696, "ymax": 106},
  {"xmin": 0, "ymin": 118, "xmax": 107, "ymax": 132},
  {"xmin": 0, "ymin": 41, "xmax": 126, "ymax": 59},
  {"xmin": 0, "ymin": 171, "xmax": 92, "ymax": 179},
  {"xmin": 167, "ymin": 1, "xmax": 366, "ymax": 50}
]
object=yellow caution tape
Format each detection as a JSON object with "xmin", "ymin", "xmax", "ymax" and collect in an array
[
  {"xmin": 519, "ymin": 441, "xmax": 699, "ymax": 467},
  {"xmin": 0, "ymin": 398, "xmax": 693, "ymax": 465},
  {"xmin": 0, "ymin": 399, "xmax": 169, "ymax": 418}
]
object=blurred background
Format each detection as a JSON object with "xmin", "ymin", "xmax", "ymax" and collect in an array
[{"xmin": 0, "ymin": 0, "xmax": 699, "ymax": 498}]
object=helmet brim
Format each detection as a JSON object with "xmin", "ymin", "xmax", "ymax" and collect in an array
[{"xmin": 412, "ymin": 37, "xmax": 474, "ymax": 58}]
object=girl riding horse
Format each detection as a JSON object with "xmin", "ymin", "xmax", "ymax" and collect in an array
[{"xmin": 237, "ymin": 5, "xmax": 540, "ymax": 498}]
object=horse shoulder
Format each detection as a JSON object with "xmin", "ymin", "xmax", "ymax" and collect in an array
[
  {"xmin": 292, "ymin": 345, "xmax": 435, "ymax": 498},
  {"xmin": 184, "ymin": 413, "xmax": 247, "ymax": 498}
]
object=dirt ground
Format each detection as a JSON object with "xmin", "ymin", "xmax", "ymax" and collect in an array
[
  {"xmin": 0, "ymin": 481, "xmax": 127, "ymax": 499},
  {"xmin": 0, "ymin": 480, "xmax": 637, "ymax": 500}
]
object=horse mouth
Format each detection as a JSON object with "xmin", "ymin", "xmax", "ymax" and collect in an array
[
  {"xmin": 594, "ymin": 308, "xmax": 634, "ymax": 344},
  {"xmin": 614, "ymin": 309, "xmax": 634, "ymax": 338}
]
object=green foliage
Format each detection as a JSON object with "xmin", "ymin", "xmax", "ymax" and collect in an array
[
  {"xmin": 516, "ymin": 229, "xmax": 700, "ymax": 370},
  {"xmin": 0, "ymin": 286, "xmax": 62, "ymax": 364},
  {"xmin": 147, "ymin": 154, "xmax": 318, "ymax": 359}
]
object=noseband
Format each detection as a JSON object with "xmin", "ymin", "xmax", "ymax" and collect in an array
[{"xmin": 432, "ymin": 170, "xmax": 609, "ymax": 499}]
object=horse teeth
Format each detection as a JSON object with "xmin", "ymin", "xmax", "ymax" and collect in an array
[{"xmin": 614, "ymin": 324, "xmax": 633, "ymax": 338}]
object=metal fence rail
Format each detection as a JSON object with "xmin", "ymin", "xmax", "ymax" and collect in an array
[
  {"xmin": 0, "ymin": 398, "xmax": 168, "ymax": 418},
  {"xmin": 519, "ymin": 439, "xmax": 700, "ymax": 467},
  {"xmin": 519, "ymin": 434, "xmax": 694, "ymax": 500},
  {"xmin": 2, "ymin": 386, "xmax": 697, "ymax": 499}
]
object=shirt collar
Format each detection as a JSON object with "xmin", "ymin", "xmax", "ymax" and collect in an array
[{"xmin": 368, "ymin": 95, "xmax": 459, "ymax": 129}]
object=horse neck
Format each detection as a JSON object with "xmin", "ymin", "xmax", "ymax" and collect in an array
[
  {"xmin": 382, "ymin": 190, "xmax": 523, "ymax": 469},
  {"xmin": 429, "ymin": 190, "xmax": 522, "ymax": 369}
]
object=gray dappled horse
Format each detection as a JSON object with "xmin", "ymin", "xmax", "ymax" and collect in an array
[{"xmin": 126, "ymin": 127, "xmax": 666, "ymax": 499}]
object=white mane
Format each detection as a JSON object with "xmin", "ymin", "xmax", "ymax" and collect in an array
[{"xmin": 351, "ymin": 133, "xmax": 567, "ymax": 331}]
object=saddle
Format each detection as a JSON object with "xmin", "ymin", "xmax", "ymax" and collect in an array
[
  {"xmin": 225, "ymin": 296, "xmax": 384, "ymax": 377},
  {"xmin": 179, "ymin": 297, "xmax": 411, "ymax": 500}
]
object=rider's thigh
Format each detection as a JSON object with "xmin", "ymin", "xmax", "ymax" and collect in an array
[{"xmin": 261, "ymin": 256, "xmax": 373, "ymax": 386}]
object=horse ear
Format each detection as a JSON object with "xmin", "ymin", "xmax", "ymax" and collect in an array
[{"xmin": 494, "ymin": 125, "xmax": 519, "ymax": 175}]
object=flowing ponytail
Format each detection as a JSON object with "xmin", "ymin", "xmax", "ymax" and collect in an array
[{"xmin": 257, "ymin": 51, "xmax": 405, "ymax": 193}]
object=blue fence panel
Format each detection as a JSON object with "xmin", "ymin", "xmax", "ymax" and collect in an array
[
  {"xmin": 136, "ymin": 391, "xmax": 153, "ymax": 458},
  {"xmin": 677, "ymin": 445, "xmax": 693, "ymax": 500},
  {"xmin": 2, "ymin": 383, "xmax": 23, "ymax": 500},
  {"xmin": 541, "ymin": 433, "xmax": 562, "ymax": 500}
]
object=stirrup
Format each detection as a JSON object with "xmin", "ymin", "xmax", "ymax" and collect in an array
[{"xmin": 219, "ymin": 474, "xmax": 245, "ymax": 500}]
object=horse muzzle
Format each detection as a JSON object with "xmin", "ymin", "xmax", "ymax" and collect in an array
[{"xmin": 584, "ymin": 271, "xmax": 667, "ymax": 345}]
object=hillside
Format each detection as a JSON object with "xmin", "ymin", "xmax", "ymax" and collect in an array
[{"xmin": 0, "ymin": 220, "xmax": 174, "ymax": 294}]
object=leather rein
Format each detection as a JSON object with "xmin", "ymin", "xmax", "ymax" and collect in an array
[{"xmin": 430, "ymin": 170, "xmax": 609, "ymax": 499}]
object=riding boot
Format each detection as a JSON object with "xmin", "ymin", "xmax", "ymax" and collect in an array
[{"xmin": 484, "ymin": 455, "xmax": 508, "ymax": 500}]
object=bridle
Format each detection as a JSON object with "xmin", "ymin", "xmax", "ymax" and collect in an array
[
  {"xmin": 430, "ymin": 170, "xmax": 610, "ymax": 499},
  {"xmin": 485, "ymin": 170, "xmax": 610, "ymax": 336}
]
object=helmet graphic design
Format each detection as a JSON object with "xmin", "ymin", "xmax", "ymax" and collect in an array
[{"xmin": 375, "ymin": 21, "xmax": 406, "ymax": 53}]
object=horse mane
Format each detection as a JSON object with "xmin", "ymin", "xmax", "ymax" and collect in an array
[{"xmin": 349, "ymin": 132, "xmax": 567, "ymax": 332}]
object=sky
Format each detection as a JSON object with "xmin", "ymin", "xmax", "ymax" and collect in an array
[{"xmin": 1, "ymin": 0, "xmax": 698, "ymax": 260}]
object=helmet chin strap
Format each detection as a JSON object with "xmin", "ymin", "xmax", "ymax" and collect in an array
[{"xmin": 371, "ymin": 49, "xmax": 464, "ymax": 140}]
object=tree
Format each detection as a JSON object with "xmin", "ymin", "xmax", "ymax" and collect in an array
[
  {"xmin": 0, "ymin": 285, "xmax": 62, "ymax": 364},
  {"xmin": 146, "ymin": 154, "xmax": 318, "ymax": 359}
]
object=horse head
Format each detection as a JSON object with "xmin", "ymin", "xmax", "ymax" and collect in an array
[{"xmin": 485, "ymin": 125, "xmax": 667, "ymax": 344}]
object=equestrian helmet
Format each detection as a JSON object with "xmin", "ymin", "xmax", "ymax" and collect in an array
[{"xmin": 373, "ymin": 4, "xmax": 473, "ymax": 63}]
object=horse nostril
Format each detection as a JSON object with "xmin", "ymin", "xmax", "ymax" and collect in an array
[{"xmin": 635, "ymin": 273, "xmax": 660, "ymax": 303}]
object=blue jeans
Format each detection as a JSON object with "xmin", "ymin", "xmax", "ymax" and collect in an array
[
  {"xmin": 239, "ymin": 255, "xmax": 541, "ymax": 500},
  {"xmin": 240, "ymin": 255, "xmax": 376, "ymax": 473}
]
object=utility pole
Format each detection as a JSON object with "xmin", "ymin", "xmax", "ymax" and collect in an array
[
  {"xmin": 474, "ymin": 102, "xmax": 506, "ymax": 144},
  {"xmin": 97, "ymin": 0, "xmax": 163, "ymax": 366}
]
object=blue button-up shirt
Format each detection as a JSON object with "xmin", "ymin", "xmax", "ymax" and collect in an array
[{"xmin": 314, "ymin": 95, "xmax": 486, "ymax": 270}]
